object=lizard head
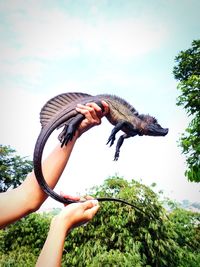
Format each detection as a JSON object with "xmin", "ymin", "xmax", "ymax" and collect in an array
[{"xmin": 137, "ymin": 114, "xmax": 169, "ymax": 137}]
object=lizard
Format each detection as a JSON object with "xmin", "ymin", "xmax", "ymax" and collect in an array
[{"xmin": 33, "ymin": 92, "xmax": 168, "ymax": 213}]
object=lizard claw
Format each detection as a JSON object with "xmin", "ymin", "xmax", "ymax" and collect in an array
[
  {"xmin": 59, "ymin": 124, "xmax": 76, "ymax": 147},
  {"xmin": 61, "ymin": 133, "xmax": 72, "ymax": 147},
  {"xmin": 58, "ymin": 114, "xmax": 85, "ymax": 147},
  {"xmin": 106, "ymin": 134, "xmax": 116, "ymax": 147},
  {"xmin": 58, "ymin": 125, "xmax": 68, "ymax": 143},
  {"xmin": 114, "ymin": 150, "xmax": 120, "ymax": 161}
]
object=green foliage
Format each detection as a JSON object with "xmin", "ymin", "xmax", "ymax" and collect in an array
[
  {"xmin": 0, "ymin": 213, "xmax": 51, "ymax": 255},
  {"xmin": 180, "ymin": 113, "xmax": 200, "ymax": 181},
  {"xmin": 61, "ymin": 177, "xmax": 200, "ymax": 266},
  {"xmin": 169, "ymin": 208, "xmax": 200, "ymax": 266},
  {"xmin": 169, "ymin": 208, "xmax": 200, "ymax": 251},
  {"xmin": 0, "ymin": 145, "xmax": 33, "ymax": 192},
  {"xmin": 89, "ymin": 249, "xmax": 142, "ymax": 267},
  {"xmin": 0, "ymin": 176, "xmax": 199, "ymax": 266},
  {"xmin": 0, "ymin": 247, "xmax": 37, "ymax": 267},
  {"xmin": 173, "ymin": 40, "xmax": 200, "ymax": 182},
  {"xmin": 173, "ymin": 40, "xmax": 200, "ymax": 82}
]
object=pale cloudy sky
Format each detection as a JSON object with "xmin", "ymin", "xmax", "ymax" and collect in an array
[{"xmin": 0, "ymin": 0, "xmax": 199, "ymax": 209}]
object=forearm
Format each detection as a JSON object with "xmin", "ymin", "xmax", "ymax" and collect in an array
[
  {"xmin": 29, "ymin": 135, "xmax": 78, "ymax": 208},
  {"xmin": 0, "ymin": 135, "xmax": 78, "ymax": 228},
  {"xmin": 36, "ymin": 217, "xmax": 70, "ymax": 267},
  {"xmin": 0, "ymin": 101, "xmax": 108, "ymax": 229},
  {"xmin": 36, "ymin": 199, "xmax": 99, "ymax": 267}
]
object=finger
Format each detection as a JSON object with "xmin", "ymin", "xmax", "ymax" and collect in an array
[
  {"xmin": 76, "ymin": 103, "xmax": 90, "ymax": 109},
  {"xmin": 101, "ymin": 101, "xmax": 110, "ymax": 115},
  {"xmin": 84, "ymin": 195, "xmax": 94, "ymax": 200},
  {"xmin": 76, "ymin": 102, "xmax": 102, "ymax": 115},
  {"xmin": 86, "ymin": 102, "xmax": 103, "ymax": 119},
  {"xmin": 82, "ymin": 199, "xmax": 99, "ymax": 210},
  {"xmin": 86, "ymin": 102, "xmax": 102, "ymax": 112},
  {"xmin": 77, "ymin": 103, "xmax": 101, "ymax": 118},
  {"xmin": 86, "ymin": 101, "xmax": 109, "ymax": 118},
  {"xmin": 76, "ymin": 105, "xmax": 101, "ymax": 125},
  {"xmin": 76, "ymin": 105, "xmax": 95, "ymax": 119},
  {"xmin": 84, "ymin": 205, "xmax": 100, "ymax": 220},
  {"xmin": 60, "ymin": 191, "xmax": 80, "ymax": 201},
  {"xmin": 76, "ymin": 101, "xmax": 109, "ymax": 116}
]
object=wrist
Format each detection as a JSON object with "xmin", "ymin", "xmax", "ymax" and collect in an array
[{"xmin": 51, "ymin": 215, "xmax": 71, "ymax": 235}]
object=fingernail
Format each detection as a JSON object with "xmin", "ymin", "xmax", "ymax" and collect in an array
[{"xmin": 91, "ymin": 199, "xmax": 99, "ymax": 206}]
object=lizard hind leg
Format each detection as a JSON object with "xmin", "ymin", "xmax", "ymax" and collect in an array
[
  {"xmin": 106, "ymin": 132, "xmax": 116, "ymax": 147},
  {"xmin": 114, "ymin": 135, "xmax": 124, "ymax": 161},
  {"xmin": 58, "ymin": 124, "xmax": 68, "ymax": 143},
  {"xmin": 114, "ymin": 134, "xmax": 129, "ymax": 161},
  {"xmin": 59, "ymin": 114, "xmax": 85, "ymax": 147}
]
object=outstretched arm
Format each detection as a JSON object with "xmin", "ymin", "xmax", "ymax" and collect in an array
[
  {"xmin": 36, "ymin": 199, "xmax": 99, "ymax": 267},
  {"xmin": 0, "ymin": 101, "xmax": 109, "ymax": 228}
]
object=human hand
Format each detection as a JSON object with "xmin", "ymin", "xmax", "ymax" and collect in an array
[
  {"xmin": 75, "ymin": 101, "xmax": 109, "ymax": 137},
  {"xmin": 36, "ymin": 195, "xmax": 99, "ymax": 267},
  {"xmin": 60, "ymin": 191, "xmax": 81, "ymax": 203},
  {"xmin": 54, "ymin": 199, "xmax": 99, "ymax": 233}
]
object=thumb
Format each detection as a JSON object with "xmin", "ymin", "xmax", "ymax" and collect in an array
[
  {"xmin": 82, "ymin": 199, "xmax": 99, "ymax": 210},
  {"xmin": 84, "ymin": 204, "xmax": 99, "ymax": 220}
]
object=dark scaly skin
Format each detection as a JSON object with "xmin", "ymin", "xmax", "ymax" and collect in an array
[
  {"xmin": 34, "ymin": 96, "xmax": 103, "ymax": 205},
  {"xmin": 33, "ymin": 93, "xmax": 168, "ymax": 215}
]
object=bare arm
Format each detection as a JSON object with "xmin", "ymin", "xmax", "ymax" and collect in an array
[
  {"xmin": 0, "ymin": 141, "xmax": 76, "ymax": 228},
  {"xmin": 36, "ymin": 199, "xmax": 99, "ymax": 267},
  {"xmin": 0, "ymin": 101, "xmax": 109, "ymax": 228}
]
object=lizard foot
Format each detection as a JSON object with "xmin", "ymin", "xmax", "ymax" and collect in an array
[
  {"xmin": 114, "ymin": 150, "xmax": 120, "ymax": 161},
  {"xmin": 106, "ymin": 133, "xmax": 116, "ymax": 147},
  {"xmin": 59, "ymin": 124, "xmax": 76, "ymax": 147}
]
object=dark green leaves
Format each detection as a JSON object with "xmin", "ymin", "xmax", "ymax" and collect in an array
[
  {"xmin": 0, "ymin": 176, "xmax": 199, "ymax": 266},
  {"xmin": 173, "ymin": 39, "xmax": 200, "ymax": 182},
  {"xmin": 0, "ymin": 145, "xmax": 33, "ymax": 192}
]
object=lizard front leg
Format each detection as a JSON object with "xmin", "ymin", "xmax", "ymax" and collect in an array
[{"xmin": 106, "ymin": 121, "xmax": 128, "ymax": 147}]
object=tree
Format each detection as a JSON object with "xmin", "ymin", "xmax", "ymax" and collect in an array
[
  {"xmin": 62, "ymin": 177, "xmax": 199, "ymax": 266},
  {"xmin": 169, "ymin": 208, "xmax": 200, "ymax": 266},
  {"xmin": 0, "ymin": 145, "xmax": 33, "ymax": 192},
  {"xmin": 173, "ymin": 39, "xmax": 200, "ymax": 182},
  {"xmin": 0, "ymin": 176, "xmax": 199, "ymax": 266},
  {"xmin": 0, "ymin": 213, "xmax": 50, "ymax": 266}
]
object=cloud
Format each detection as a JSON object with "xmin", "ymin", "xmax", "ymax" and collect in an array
[
  {"xmin": 0, "ymin": 3, "xmax": 169, "ymax": 61},
  {"xmin": 101, "ymin": 18, "xmax": 168, "ymax": 59},
  {"xmin": 0, "ymin": 3, "xmax": 170, "ymax": 93}
]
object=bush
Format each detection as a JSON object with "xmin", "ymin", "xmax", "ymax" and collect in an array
[{"xmin": 0, "ymin": 177, "xmax": 199, "ymax": 266}]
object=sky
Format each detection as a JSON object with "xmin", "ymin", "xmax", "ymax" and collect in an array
[{"xmin": 0, "ymin": 0, "xmax": 199, "ymax": 209}]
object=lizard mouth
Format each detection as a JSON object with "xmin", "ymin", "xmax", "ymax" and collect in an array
[
  {"xmin": 146, "ymin": 124, "xmax": 169, "ymax": 136},
  {"xmin": 156, "ymin": 128, "xmax": 169, "ymax": 136}
]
